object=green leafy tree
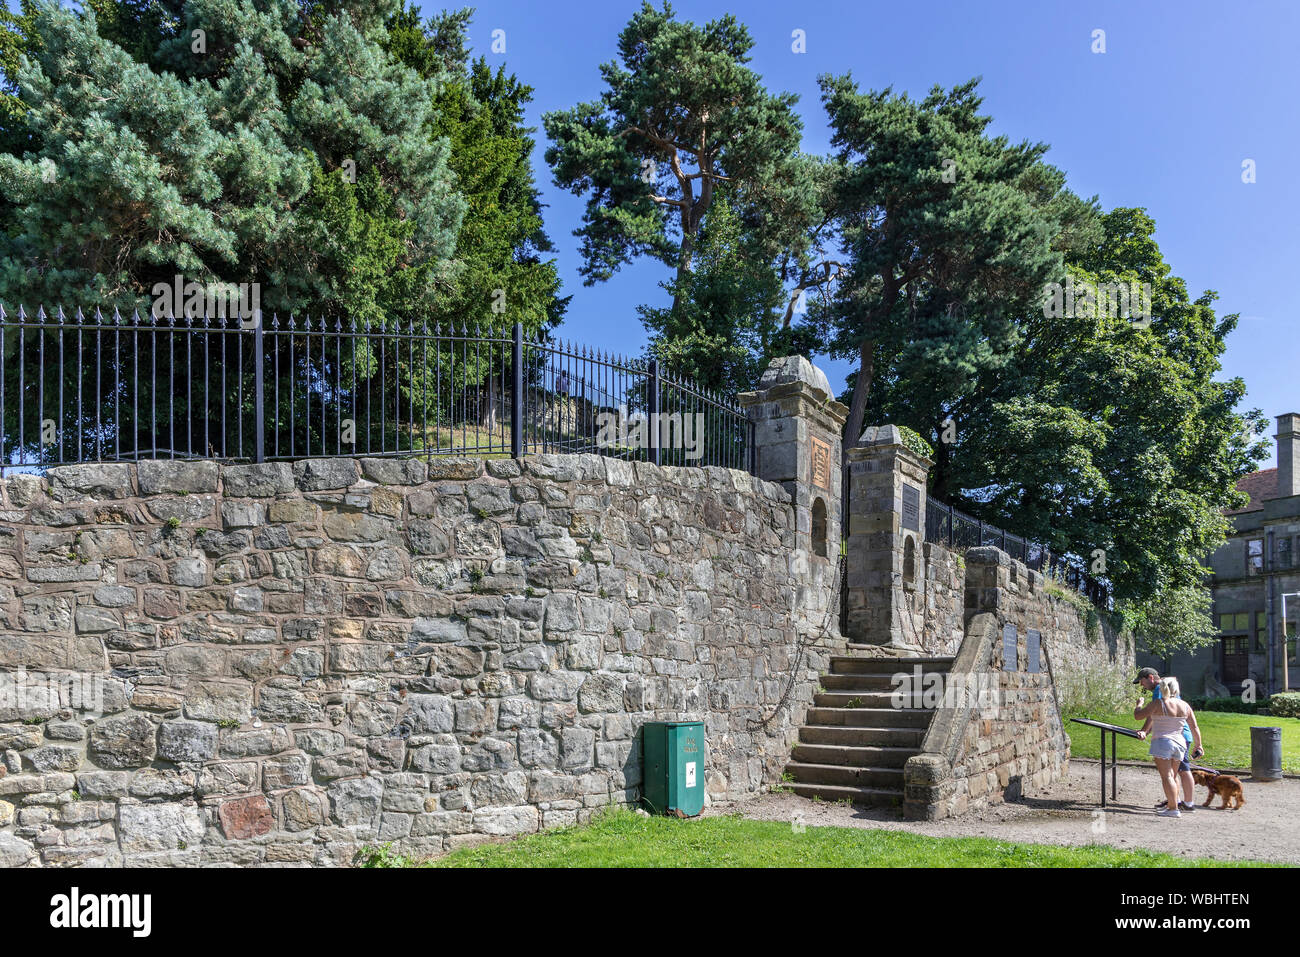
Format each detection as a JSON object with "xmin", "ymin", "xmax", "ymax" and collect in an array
[
  {"xmin": 386, "ymin": 4, "xmax": 566, "ymax": 428},
  {"xmin": 1120, "ymin": 584, "xmax": 1217, "ymax": 663},
  {"xmin": 0, "ymin": 2, "xmax": 561, "ymax": 459},
  {"xmin": 389, "ymin": 4, "xmax": 565, "ymax": 336},
  {"xmin": 816, "ymin": 76, "xmax": 1267, "ymax": 652},
  {"xmin": 937, "ymin": 209, "xmax": 1269, "ymax": 607},
  {"xmin": 0, "ymin": 0, "xmax": 39, "ymax": 157}
]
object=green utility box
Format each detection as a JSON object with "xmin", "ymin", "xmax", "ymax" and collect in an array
[{"xmin": 641, "ymin": 721, "xmax": 705, "ymax": 817}]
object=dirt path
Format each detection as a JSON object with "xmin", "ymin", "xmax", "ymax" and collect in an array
[{"xmin": 705, "ymin": 760, "xmax": 1299, "ymax": 864}]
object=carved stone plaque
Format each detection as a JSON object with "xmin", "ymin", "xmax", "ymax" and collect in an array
[
  {"xmin": 1003, "ymin": 623, "xmax": 1018, "ymax": 672},
  {"xmin": 810, "ymin": 436, "xmax": 831, "ymax": 490},
  {"xmin": 901, "ymin": 483, "xmax": 920, "ymax": 532}
]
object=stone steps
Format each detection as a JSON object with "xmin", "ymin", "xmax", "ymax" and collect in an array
[
  {"xmin": 802, "ymin": 707, "xmax": 930, "ymax": 728},
  {"xmin": 819, "ymin": 673, "xmax": 907, "ymax": 692},
  {"xmin": 797, "ymin": 724, "xmax": 925, "ymax": 748},
  {"xmin": 791, "ymin": 743, "xmax": 918, "ymax": 767},
  {"xmin": 785, "ymin": 653, "xmax": 956, "ymax": 809},
  {"xmin": 829, "ymin": 655, "xmax": 953, "ymax": 675},
  {"xmin": 813, "ymin": 690, "xmax": 921, "ymax": 709},
  {"xmin": 783, "ymin": 782, "xmax": 904, "ymax": 808},
  {"xmin": 784, "ymin": 761, "xmax": 904, "ymax": 788}
]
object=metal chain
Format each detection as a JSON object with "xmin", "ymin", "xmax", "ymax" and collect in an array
[{"xmin": 749, "ymin": 551, "xmax": 845, "ymax": 731}]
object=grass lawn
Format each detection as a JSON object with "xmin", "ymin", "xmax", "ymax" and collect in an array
[
  {"xmin": 359, "ymin": 808, "xmax": 1276, "ymax": 868},
  {"xmin": 1064, "ymin": 709, "xmax": 1300, "ymax": 773}
]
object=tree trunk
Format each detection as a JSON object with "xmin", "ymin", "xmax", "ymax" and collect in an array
[
  {"xmin": 842, "ymin": 270, "xmax": 902, "ymax": 454},
  {"xmin": 843, "ymin": 337, "xmax": 876, "ymax": 454},
  {"xmin": 480, "ymin": 373, "xmax": 499, "ymax": 432},
  {"xmin": 930, "ymin": 428, "xmax": 946, "ymax": 500},
  {"xmin": 670, "ymin": 231, "xmax": 695, "ymax": 316},
  {"xmin": 840, "ymin": 338, "xmax": 876, "ymax": 521}
]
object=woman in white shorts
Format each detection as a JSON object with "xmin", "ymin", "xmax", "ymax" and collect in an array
[{"xmin": 1134, "ymin": 687, "xmax": 1202, "ymax": 817}]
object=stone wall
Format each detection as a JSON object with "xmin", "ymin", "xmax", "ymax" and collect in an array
[
  {"xmin": 902, "ymin": 545, "xmax": 1136, "ymax": 819},
  {"xmin": 913, "ymin": 542, "xmax": 964, "ymax": 654},
  {"xmin": 0, "ymin": 454, "xmax": 839, "ymax": 867},
  {"xmin": 904, "ymin": 549, "xmax": 1075, "ymax": 819},
  {"xmin": 917, "ymin": 540, "xmax": 1133, "ymax": 679}
]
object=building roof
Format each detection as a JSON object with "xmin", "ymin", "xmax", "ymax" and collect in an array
[{"xmin": 1225, "ymin": 467, "xmax": 1277, "ymax": 515}]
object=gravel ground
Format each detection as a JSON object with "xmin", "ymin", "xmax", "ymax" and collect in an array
[{"xmin": 705, "ymin": 760, "xmax": 1300, "ymax": 864}]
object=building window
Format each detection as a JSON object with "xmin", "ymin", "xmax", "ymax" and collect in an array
[
  {"xmin": 1219, "ymin": 612, "xmax": 1251, "ymax": 633},
  {"xmin": 1256, "ymin": 611, "xmax": 1269, "ymax": 653},
  {"xmin": 1246, "ymin": 539, "xmax": 1264, "ymax": 576},
  {"xmin": 1277, "ymin": 535, "xmax": 1293, "ymax": 570}
]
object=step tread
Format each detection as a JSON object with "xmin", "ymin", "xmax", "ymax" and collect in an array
[
  {"xmin": 801, "ymin": 726, "xmax": 926, "ymax": 734},
  {"xmin": 793, "ymin": 744, "xmax": 920, "ymax": 755},
  {"xmin": 787, "ymin": 760, "xmax": 905, "ymax": 774},
  {"xmin": 832, "ymin": 655, "xmax": 955, "ymax": 665},
  {"xmin": 797, "ymin": 727, "xmax": 926, "ymax": 747},
  {"xmin": 807, "ymin": 706, "xmax": 931, "ymax": 713},
  {"xmin": 783, "ymin": 783, "xmax": 905, "ymax": 803}
]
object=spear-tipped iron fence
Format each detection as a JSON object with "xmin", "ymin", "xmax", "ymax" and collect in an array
[
  {"xmin": 924, "ymin": 493, "xmax": 1110, "ymax": 607},
  {"xmin": 0, "ymin": 306, "xmax": 753, "ymax": 474}
]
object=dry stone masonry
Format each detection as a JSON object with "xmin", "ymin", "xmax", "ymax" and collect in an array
[
  {"xmin": 0, "ymin": 451, "xmax": 837, "ymax": 866},
  {"xmin": 903, "ymin": 549, "xmax": 1080, "ymax": 820}
]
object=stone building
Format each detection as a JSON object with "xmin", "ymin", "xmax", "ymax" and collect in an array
[{"xmin": 1143, "ymin": 413, "xmax": 1300, "ymax": 697}]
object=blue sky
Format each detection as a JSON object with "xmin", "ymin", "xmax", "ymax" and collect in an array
[
  {"xmin": 438, "ymin": 0, "xmax": 1297, "ymax": 466},
  {"xmin": 5, "ymin": 1, "xmax": 1292, "ymax": 463}
]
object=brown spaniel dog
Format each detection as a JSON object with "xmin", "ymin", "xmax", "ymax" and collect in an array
[{"xmin": 1191, "ymin": 769, "xmax": 1246, "ymax": 810}]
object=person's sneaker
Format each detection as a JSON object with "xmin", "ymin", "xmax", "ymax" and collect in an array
[
  {"xmin": 1179, "ymin": 802, "xmax": 1196, "ymax": 812},
  {"xmin": 1155, "ymin": 807, "xmax": 1182, "ymax": 817}
]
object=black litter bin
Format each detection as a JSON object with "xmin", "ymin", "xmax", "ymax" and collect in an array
[{"xmin": 1250, "ymin": 726, "xmax": 1282, "ymax": 781}]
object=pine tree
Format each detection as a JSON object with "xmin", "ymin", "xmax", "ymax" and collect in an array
[
  {"xmin": 818, "ymin": 74, "xmax": 1073, "ymax": 457},
  {"xmin": 639, "ymin": 193, "xmax": 817, "ymax": 396},
  {"xmin": 543, "ymin": 2, "xmax": 815, "ymax": 312}
]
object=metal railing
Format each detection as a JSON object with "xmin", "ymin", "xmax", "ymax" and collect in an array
[
  {"xmin": 0, "ymin": 305, "xmax": 753, "ymax": 474},
  {"xmin": 925, "ymin": 494, "xmax": 1109, "ymax": 607}
]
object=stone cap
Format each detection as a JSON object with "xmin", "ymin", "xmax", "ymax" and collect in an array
[
  {"xmin": 757, "ymin": 355, "xmax": 834, "ymax": 403},
  {"xmin": 964, "ymin": 546, "xmax": 1010, "ymax": 567},
  {"xmin": 853, "ymin": 423, "xmax": 935, "ymax": 467},
  {"xmin": 859, "ymin": 424, "xmax": 902, "ymax": 447}
]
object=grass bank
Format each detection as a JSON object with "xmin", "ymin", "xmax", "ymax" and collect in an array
[
  {"xmin": 1064, "ymin": 709, "xmax": 1300, "ymax": 773},
  {"xmin": 359, "ymin": 808, "xmax": 1277, "ymax": 868}
]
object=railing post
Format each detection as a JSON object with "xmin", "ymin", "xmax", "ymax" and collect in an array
[
  {"xmin": 511, "ymin": 321, "xmax": 523, "ymax": 459},
  {"xmin": 253, "ymin": 309, "xmax": 265, "ymax": 463},
  {"xmin": 648, "ymin": 357, "xmax": 660, "ymax": 466}
]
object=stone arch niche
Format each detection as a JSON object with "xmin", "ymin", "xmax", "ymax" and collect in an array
[
  {"xmin": 903, "ymin": 534, "xmax": 917, "ymax": 588},
  {"xmin": 812, "ymin": 497, "xmax": 828, "ymax": 559}
]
